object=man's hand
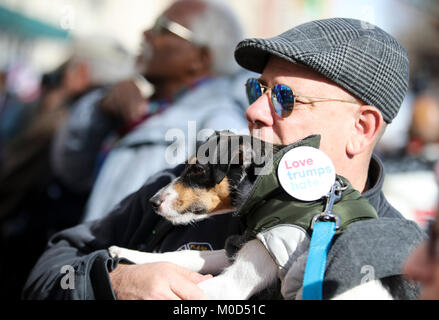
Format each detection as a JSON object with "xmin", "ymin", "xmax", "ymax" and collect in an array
[
  {"xmin": 100, "ymin": 80, "xmax": 148, "ymax": 124},
  {"xmin": 109, "ymin": 262, "xmax": 212, "ymax": 300}
]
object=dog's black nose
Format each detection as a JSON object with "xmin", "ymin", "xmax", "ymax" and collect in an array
[{"xmin": 149, "ymin": 195, "xmax": 163, "ymax": 210}]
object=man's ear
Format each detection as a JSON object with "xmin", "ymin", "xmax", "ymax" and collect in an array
[{"xmin": 346, "ymin": 105, "xmax": 384, "ymax": 157}]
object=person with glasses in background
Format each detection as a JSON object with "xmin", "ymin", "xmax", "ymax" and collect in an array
[
  {"xmin": 24, "ymin": 16, "xmax": 424, "ymax": 300},
  {"xmin": 51, "ymin": 0, "xmax": 249, "ymax": 223}
]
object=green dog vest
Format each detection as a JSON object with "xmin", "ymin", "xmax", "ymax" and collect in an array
[
  {"xmin": 230, "ymin": 135, "xmax": 378, "ymax": 297},
  {"xmin": 235, "ymin": 135, "xmax": 378, "ymax": 237}
]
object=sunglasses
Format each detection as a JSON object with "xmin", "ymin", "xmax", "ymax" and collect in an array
[
  {"xmin": 245, "ymin": 78, "xmax": 358, "ymax": 118},
  {"xmin": 151, "ymin": 16, "xmax": 194, "ymax": 42}
]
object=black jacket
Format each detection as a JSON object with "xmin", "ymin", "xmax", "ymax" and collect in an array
[{"xmin": 22, "ymin": 155, "xmax": 421, "ymax": 299}]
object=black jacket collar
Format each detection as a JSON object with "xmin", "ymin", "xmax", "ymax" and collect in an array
[{"xmin": 362, "ymin": 153, "xmax": 404, "ymax": 219}]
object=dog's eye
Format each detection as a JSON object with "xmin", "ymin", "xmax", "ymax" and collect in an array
[{"xmin": 190, "ymin": 164, "xmax": 205, "ymax": 175}]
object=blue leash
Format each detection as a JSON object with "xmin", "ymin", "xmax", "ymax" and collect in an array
[
  {"xmin": 302, "ymin": 181, "xmax": 344, "ymax": 300},
  {"xmin": 302, "ymin": 221, "xmax": 336, "ymax": 300}
]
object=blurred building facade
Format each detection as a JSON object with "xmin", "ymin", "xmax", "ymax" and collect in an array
[{"xmin": 1, "ymin": 0, "xmax": 438, "ymax": 73}]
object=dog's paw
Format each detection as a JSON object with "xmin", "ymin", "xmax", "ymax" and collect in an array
[{"xmin": 108, "ymin": 246, "xmax": 122, "ymax": 259}]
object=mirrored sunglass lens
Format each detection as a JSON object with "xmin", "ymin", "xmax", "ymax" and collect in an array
[
  {"xmin": 246, "ymin": 78, "xmax": 262, "ymax": 105},
  {"xmin": 272, "ymin": 84, "xmax": 294, "ymax": 117}
]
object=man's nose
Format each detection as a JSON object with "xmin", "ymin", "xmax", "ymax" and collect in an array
[
  {"xmin": 403, "ymin": 243, "xmax": 433, "ymax": 284},
  {"xmin": 245, "ymin": 93, "xmax": 274, "ymax": 128}
]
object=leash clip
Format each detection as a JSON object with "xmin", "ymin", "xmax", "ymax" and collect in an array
[
  {"xmin": 310, "ymin": 179, "xmax": 346, "ymax": 231},
  {"xmin": 311, "ymin": 212, "xmax": 340, "ymax": 230}
]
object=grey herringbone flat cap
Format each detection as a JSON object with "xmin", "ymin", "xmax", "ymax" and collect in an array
[{"xmin": 235, "ymin": 18, "xmax": 410, "ymax": 123}]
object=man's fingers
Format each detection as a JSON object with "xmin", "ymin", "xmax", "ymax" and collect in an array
[
  {"xmin": 194, "ymin": 273, "xmax": 213, "ymax": 284},
  {"xmin": 176, "ymin": 265, "xmax": 213, "ymax": 284},
  {"xmin": 170, "ymin": 277, "xmax": 209, "ymax": 300},
  {"xmin": 111, "ymin": 262, "xmax": 213, "ymax": 300},
  {"xmin": 169, "ymin": 265, "xmax": 213, "ymax": 299},
  {"xmin": 186, "ymin": 271, "xmax": 213, "ymax": 284},
  {"xmin": 159, "ymin": 289, "xmax": 181, "ymax": 301}
]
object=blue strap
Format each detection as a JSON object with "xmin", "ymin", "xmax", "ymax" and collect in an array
[{"xmin": 302, "ymin": 221, "xmax": 336, "ymax": 300}]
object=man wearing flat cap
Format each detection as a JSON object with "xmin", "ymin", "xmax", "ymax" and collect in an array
[{"xmin": 24, "ymin": 18, "xmax": 423, "ymax": 300}]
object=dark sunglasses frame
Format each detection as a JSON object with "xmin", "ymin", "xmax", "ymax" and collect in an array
[{"xmin": 245, "ymin": 78, "xmax": 358, "ymax": 118}]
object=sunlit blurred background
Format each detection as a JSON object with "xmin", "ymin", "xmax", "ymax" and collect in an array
[
  {"xmin": 2, "ymin": 0, "xmax": 437, "ymax": 228},
  {"xmin": 1, "ymin": 0, "xmax": 438, "ymax": 78},
  {"xmin": 0, "ymin": 0, "xmax": 439, "ymax": 299}
]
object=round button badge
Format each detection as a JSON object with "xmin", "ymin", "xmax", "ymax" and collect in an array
[{"xmin": 277, "ymin": 146, "xmax": 336, "ymax": 201}]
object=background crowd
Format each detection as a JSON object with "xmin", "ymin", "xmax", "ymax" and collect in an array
[{"xmin": 0, "ymin": 0, "xmax": 438, "ymax": 300}]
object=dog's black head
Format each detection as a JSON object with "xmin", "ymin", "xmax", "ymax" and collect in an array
[{"xmin": 149, "ymin": 131, "xmax": 278, "ymax": 224}]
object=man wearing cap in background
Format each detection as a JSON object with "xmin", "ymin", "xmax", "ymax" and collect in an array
[{"xmin": 24, "ymin": 18, "xmax": 423, "ymax": 300}]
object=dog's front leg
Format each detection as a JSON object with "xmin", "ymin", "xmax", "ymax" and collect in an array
[
  {"xmin": 197, "ymin": 239, "xmax": 278, "ymax": 299},
  {"xmin": 109, "ymin": 246, "xmax": 230, "ymax": 275}
]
